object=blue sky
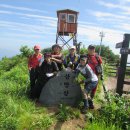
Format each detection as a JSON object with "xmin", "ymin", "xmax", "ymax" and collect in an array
[{"xmin": 0, "ymin": 0, "xmax": 130, "ymax": 60}]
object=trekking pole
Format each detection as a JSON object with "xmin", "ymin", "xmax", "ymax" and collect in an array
[{"xmin": 101, "ymin": 75, "xmax": 110, "ymax": 102}]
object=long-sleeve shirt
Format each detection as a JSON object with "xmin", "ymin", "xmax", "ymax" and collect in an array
[
  {"xmin": 51, "ymin": 52, "xmax": 64, "ymax": 71},
  {"xmin": 28, "ymin": 53, "xmax": 42, "ymax": 69},
  {"xmin": 76, "ymin": 64, "xmax": 98, "ymax": 83},
  {"xmin": 37, "ymin": 60, "xmax": 59, "ymax": 81}
]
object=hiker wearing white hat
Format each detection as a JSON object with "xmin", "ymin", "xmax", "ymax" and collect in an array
[{"xmin": 64, "ymin": 46, "xmax": 80, "ymax": 70}]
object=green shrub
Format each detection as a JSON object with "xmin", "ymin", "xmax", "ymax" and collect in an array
[
  {"xmin": 88, "ymin": 93, "xmax": 130, "ymax": 129},
  {"xmin": 56, "ymin": 104, "xmax": 80, "ymax": 121},
  {"xmin": 84, "ymin": 121, "xmax": 121, "ymax": 130},
  {"xmin": 17, "ymin": 112, "xmax": 53, "ymax": 130},
  {"xmin": 0, "ymin": 115, "xmax": 17, "ymax": 130}
]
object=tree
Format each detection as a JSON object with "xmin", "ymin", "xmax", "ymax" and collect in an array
[
  {"xmin": 41, "ymin": 47, "xmax": 51, "ymax": 54},
  {"xmin": 20, "ymin": 46, "xmax": 33, "ymax": 57},
  {"xmin": 95, "ymin": 45, "xmax": 120, "ymax": 62}
]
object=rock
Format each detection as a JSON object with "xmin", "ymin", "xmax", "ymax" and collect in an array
[{"xmin": 39, "ymin": 69, "xmax": 82, "ymax": 106}]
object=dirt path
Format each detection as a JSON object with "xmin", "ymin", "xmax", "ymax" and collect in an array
[
  {"xmin": 104, "ymin": 77, "xmax": 130, "ymax": 92},
  {"xmin": 48, "ymin": 117, "xmax": 85, "ymax": 130}
]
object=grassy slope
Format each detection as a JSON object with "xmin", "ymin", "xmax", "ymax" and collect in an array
[
  {"xmin": 0, "ymin": 56, "xmax": 129, "ymax": 130},
  {"xmin": 0, "ymin": 57, "xmax": 53, "ymax": 130}
]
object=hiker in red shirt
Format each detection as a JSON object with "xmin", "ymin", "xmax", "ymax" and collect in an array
[
  {"xmin": 87, "ymin": 45, "xmax": 103, "ymax": 109},
  {"xmin": 28, "ymin": 45, "xmax": 42, "ymax": 94},
  {"xmin": 51, "ymin": 44, "xmax": 64, "ymax": 71}
]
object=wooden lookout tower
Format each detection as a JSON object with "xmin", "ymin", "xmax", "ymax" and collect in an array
[{"xmin": 56, "ymin": 9, "xmax": 79, "ymax": 49}]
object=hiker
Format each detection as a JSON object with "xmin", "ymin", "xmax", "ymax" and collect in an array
[
  {"xmin": 28, "ymin": 45, "xmax": 42, "ymax": 94},
  {"xmin": 76, "ymin": 55, "xmax": 98, "ymax": 113},
  {"xmin": 64, "ymin": 46, "xmax": 80, "ymax": 70},
  {"xmin": 51, "ymin": 44, "xmax": 64, "ymax": 71},
  {"xmin": 30, "ymin": 53, "xmax": 59, "ymax": 100},
  {"xmin": 87, "ymin": 44, "xmax": 103, "ymax": 108}
]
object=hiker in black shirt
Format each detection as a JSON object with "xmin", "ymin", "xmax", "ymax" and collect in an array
[{"xmin": 30, "ymin": 53, "xmax": 59, "ymax": 100}]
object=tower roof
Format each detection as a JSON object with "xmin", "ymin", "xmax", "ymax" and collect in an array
[{"xmin": 57, "ymin": 9, "xmax": 79, "ymax": 16}]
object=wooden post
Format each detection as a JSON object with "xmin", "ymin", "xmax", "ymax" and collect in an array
[{"xmin": 116, "ymin": 34, "xmax": 130, "ymax": 95}]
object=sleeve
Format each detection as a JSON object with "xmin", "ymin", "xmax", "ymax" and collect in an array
[
  {"xmin": 63, "ymin": 56, "xmax": 68, "ymax": 68},
  {"xmin": 75, "ymin": 64, "xmax": 80, "ymax": 75},
  {"xmin": 98, "ymin": 56, "xmax": 102, "ymax": 64},
  {"xmin": 74, "ymin": 55, "xmax": 80, "ymax": 66},
  {"xmin": 84, "ymin": 67, "xmax": 92, "ymax": 83},
  {"xmin": 53, "ymin": 61, "xmax": 59, "ymax": 72},
  {"xmin": 61, "ymin": 54, "xmax": 64, "ymax": 62}
]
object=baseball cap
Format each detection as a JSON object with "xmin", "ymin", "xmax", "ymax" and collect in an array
[
  {"xmin": 88, "ymin": 44, "xmax": 95, "ymax": 49},
  {"xmin": 34, "ymin": 45, "xmax": 41, "ymax": 50},
  {"xmin": 80, "ymin": 54, "xmax": 87, "ymax": 61}
]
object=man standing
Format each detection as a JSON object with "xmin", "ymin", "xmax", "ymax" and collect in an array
[
  {"xmin": 64, "ymin": 46, "xmax": 80, "ymax": 70},
  {"xmin": 87, "ymin": 45, "xmax": 103, "ymax": 108},
  {"xmin": 28, "ymin": 45, "xmax": 42, "ymax": 94}
]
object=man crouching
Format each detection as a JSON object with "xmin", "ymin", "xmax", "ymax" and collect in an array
[
  {"xmin": 30, "ymin": 53, "xmax": 59, "ymax": 100},
  {"xmin": 76, "ymin": 55, "xmax": 98, "ymax": 114}
]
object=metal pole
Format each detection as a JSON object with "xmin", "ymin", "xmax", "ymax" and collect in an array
[{"xmin": 99, "ymin": 31, "xmax": 105, "ymax": 56}]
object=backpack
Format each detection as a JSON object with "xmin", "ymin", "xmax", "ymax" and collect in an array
[{"xmin": 87, "ymin": 54, "xmax": 103, "ymax": 75}]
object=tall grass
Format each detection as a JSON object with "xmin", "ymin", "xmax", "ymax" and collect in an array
[
  {"xmin": 0, "ymin": 58, "xmax": 54, "ymax": 130},
  {"xmin": 85, "ymin": 121, "xmax": 121, "ymax": 130}
]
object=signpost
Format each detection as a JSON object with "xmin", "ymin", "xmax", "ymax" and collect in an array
[
  {"xmin": 116, "ymin": 34, "xmax": 130, "ymax": 96},
  {"xmin": 116, "ymin": 42, "xmax": 123, "ymax": 48},
  {"xmin": 120, "ymin": 48, "xmax": 130, "ymax": 54}
]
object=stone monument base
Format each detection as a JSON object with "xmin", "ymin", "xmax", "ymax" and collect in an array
[{"xmin": 39, "ymin": 69, "xmax": 82, "ymax": 106}]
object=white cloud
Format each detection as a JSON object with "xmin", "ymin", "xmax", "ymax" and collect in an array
[
  {"xmin": 0, "ymin": 10, "xmax": 13, "ymax": 14},
  {"xmin": 126, "ymin": 0, "xmax": 130, "ymax": 2},
  {"xmin": 98, "ymin": 1, "xmax": 119, "ymax": 8},
  {"xmin": 0, "ymin": 9, "xmax": 58, "ymax": 29},
  {"xmin": 114, "ymin": 23, "xmax": 130, "ymax": 31},
  {"xmin": 78, "ymin": 23, "xmax": 124, "ymax": 45},
  {"xmin": 0, "ymin": 20, "xmax": 56, "ymax": 35},
  {"xmin": 0, "ymin": 4, "xmax": 48, "ymax": 13},
  {"xmin": 0, "ymin": 9, "xmax": 57, "ymax": 21},
  {"xmin": 77, "ymin": 23, "xmax": 125, "ymax": 55},
  {"xmin": 22, "ymin": 13, "xmax": 57, "ymax": 21},
  {"xmin": 91, "ymin": 11, "xmax": 130, "ymax": 21},
  {"xmin": 98, "ymin": 1, "xmax": 130, "ymax": 15}
]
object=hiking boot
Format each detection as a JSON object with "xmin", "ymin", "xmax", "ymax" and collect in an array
[
  {"xmin": 81, "ymin": 107, "xmax": 88, "ymax": 114},
  {"xmin": 88, "ymin": 99, "xmax": 94, "ymax": 109}
]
